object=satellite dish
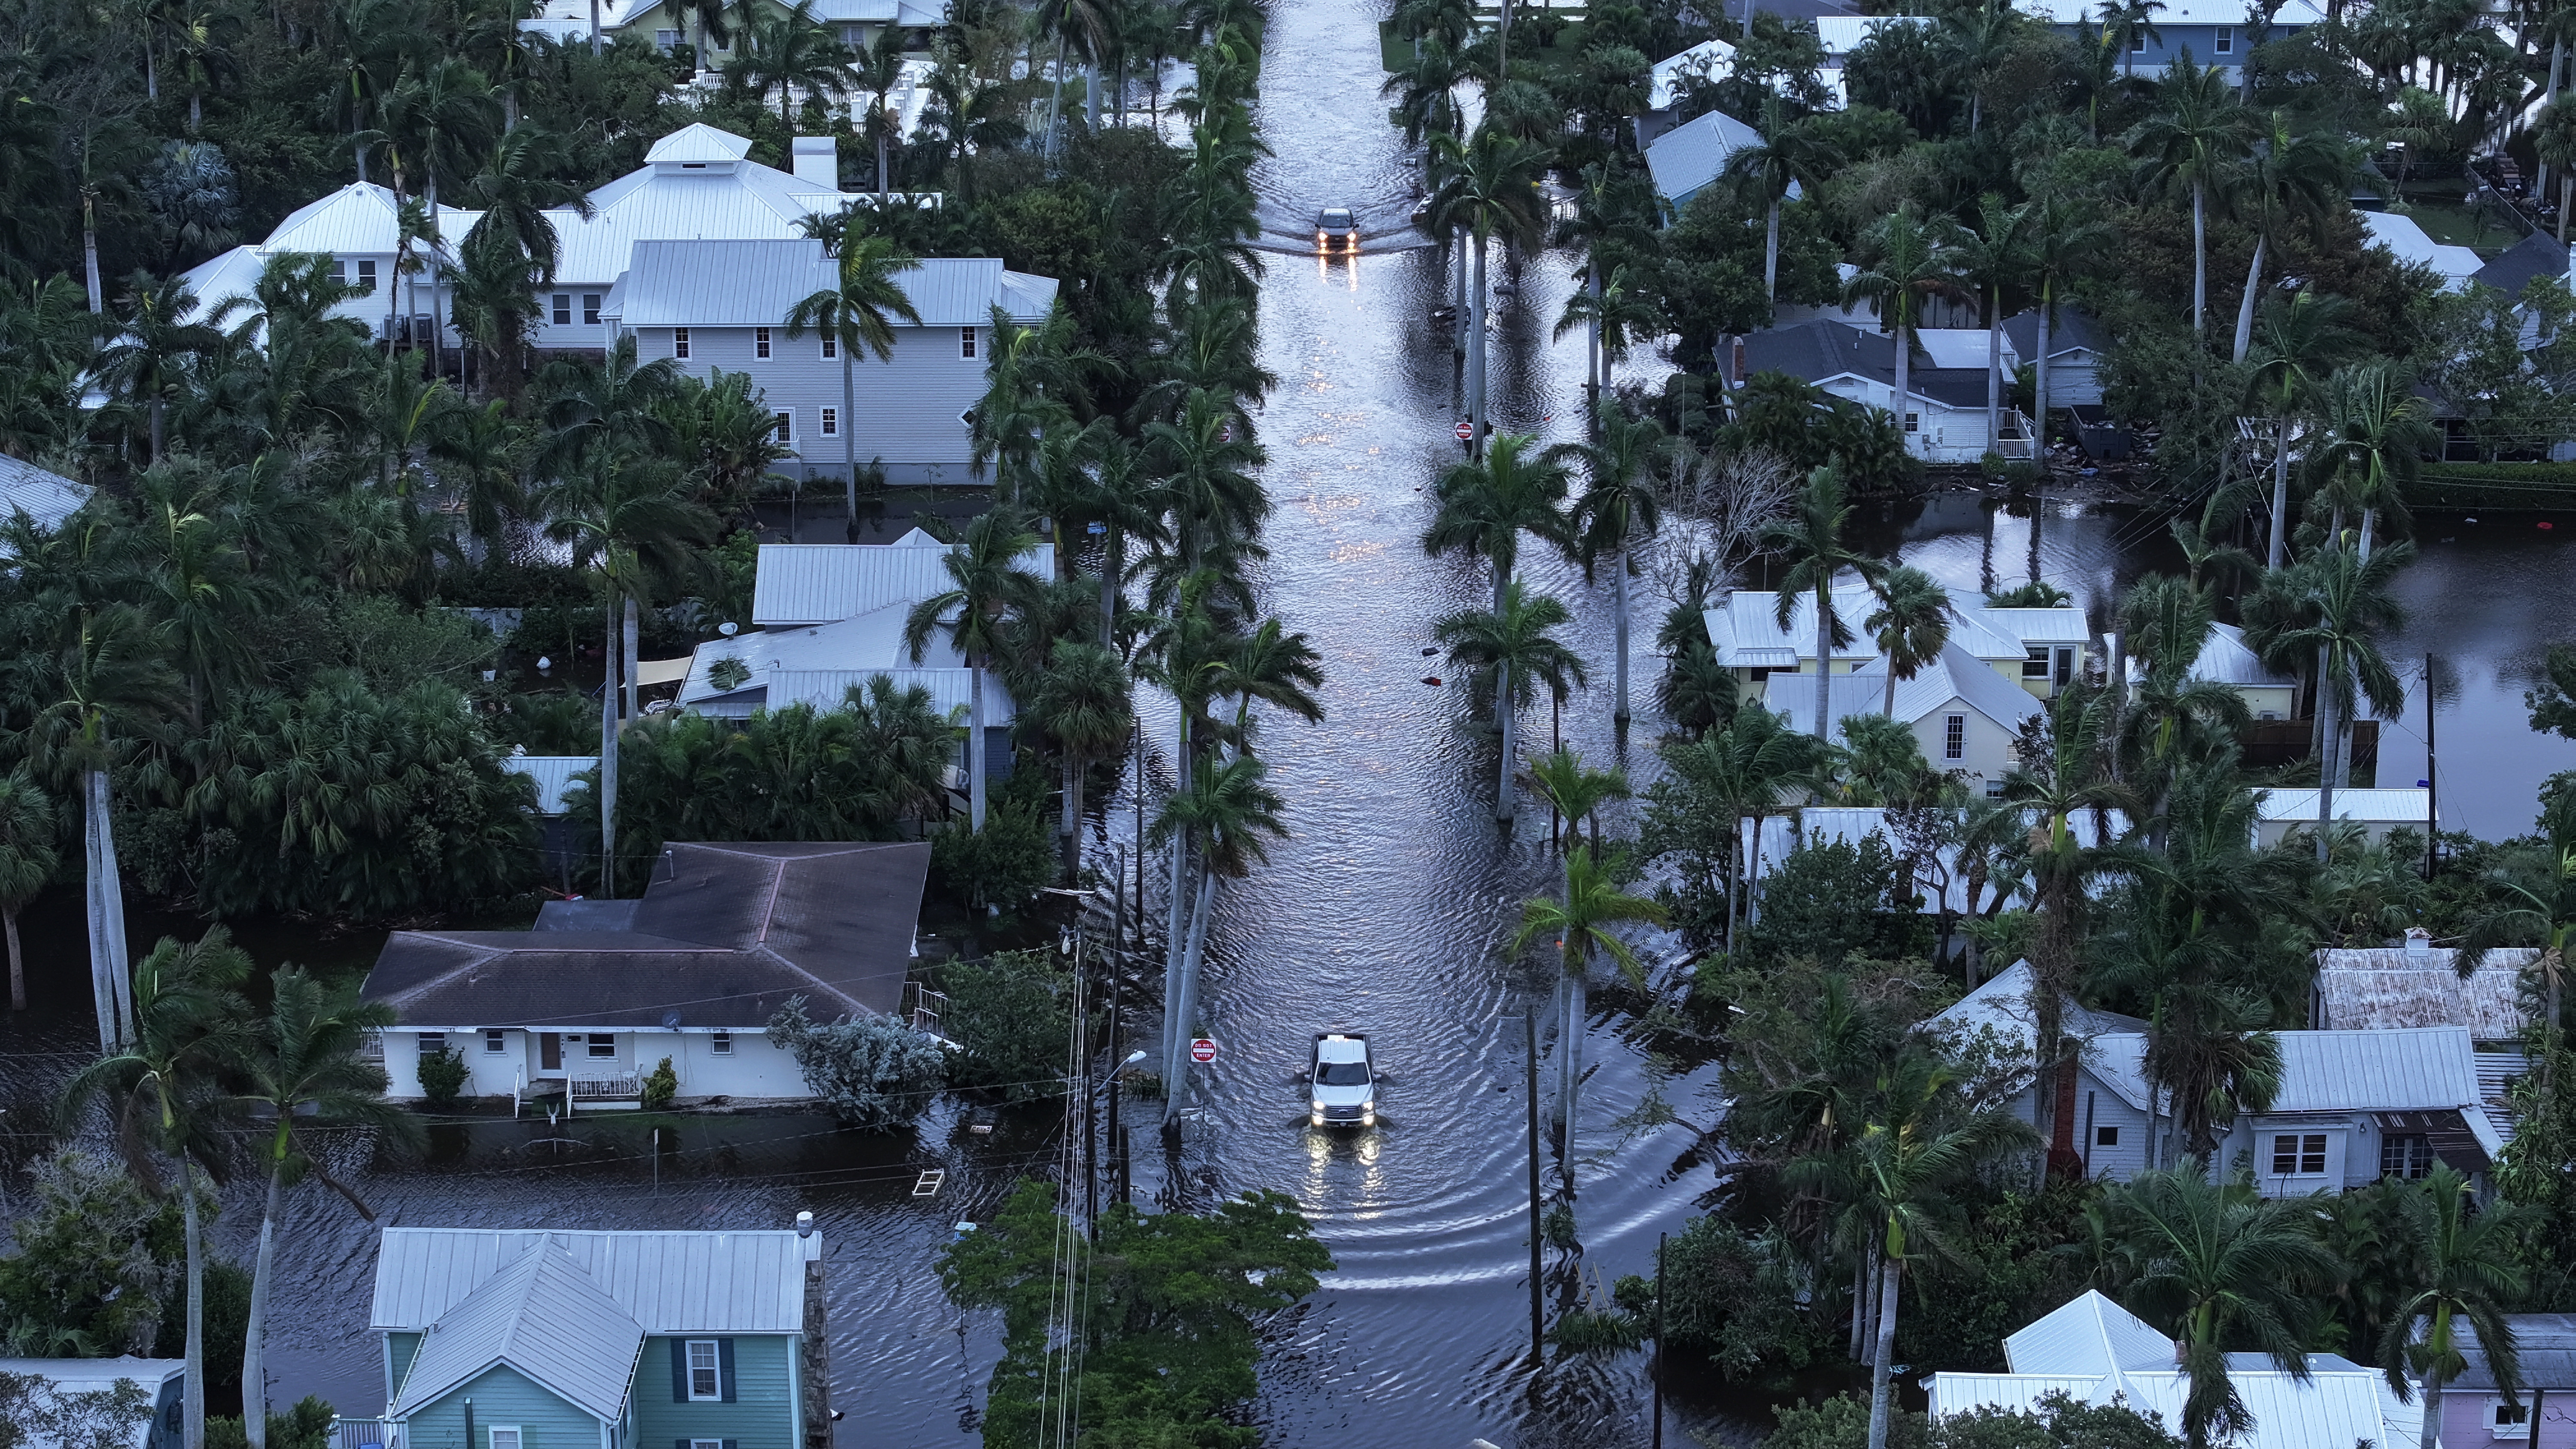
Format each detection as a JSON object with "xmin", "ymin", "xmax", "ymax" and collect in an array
[
  {"xmin": 719, "ymin": 621, "xmax": 741, "ymax": 637},
  {"xmin": 662, "ymin": 1010, "xmax": 682, "ymax": 1030}
]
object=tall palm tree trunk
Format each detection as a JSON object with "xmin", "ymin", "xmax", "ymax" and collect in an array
[
  {"xmin": 1493, "ymin": 566, "xmax": 1513, "ymax": 819},
  {"xmin": 600, "ymin": 599, "xmax": 620, "ymax": 896},
  {"xmin": 243, "ymin": 1157, "xmax": 284, "ymax": 1449},
  {"xmin": 1100, "ymin": 527, "xmax": 1122, "ymax": 648},
  {"xmin": 1985, "ymin": 286, "xmax": 2003, "ymax": 450},
  {"xmin": 2035, "ymin": 301, "xmax": 2053, "ymax": 456},
  {"xmin": 621, "ymin": 596, "xmax": 640, "ymax": 723},
  {"xmin": 969, "ymin": 661, "xmax": 989, "ymax": 831},
  {"xmin": 1059, "ymin": 748, "xmax": 1083, "ymax": 873},
  {"xmin": 88, "ymin": 769, "xmax": 134, "ymax": 1051},
  {"xmin": 6, "ymin": 903, "xmax": 25, "ymax": 1012},
  {"xmin": 1812, "ymin": 585, "xmax": 1833, "ymax": 740},
  {"xmin": 842, "ymin": 348, "xmax": 860, "ymax": 537},
  {"xmin": 2419, "ymin": 1367, "xmax": 2445, "ymax": 1449},
  {"xmin": 2233, "ymin": 233, "xmax": 2267, "ymax": 363},
  {"xmin": 1893, "ymin": 322, "xmax": 1913, "ymax": 459},
  {"xmin": 1163, "ymin": 867, "xmax": 1216, "ymax": 1124},
  {"xmin": 1865, "ymin": 1257, "xmax": 1900, "ymax": 1449},
  {"xmin": 1469, "ymin": 233, "xmax": 1488, "ymax": 459},
  {"xmin": 182, "ymin": 1155, "xmax": 208, "ymax": 1449},
  {"xmin": 1765, "ymin": 195, "xmax": 1782, "ymax": 304},
  {"xmin": 2315, "ymin": 683, "xmax": 2341, "ymax": 863},
  {"xmin": 1612, "ymin": 550, "xmax": 1632, "ymax": 724},
  {"xmin": 2190, "ymin": 179, "xmax": 2208, "ymax": 340},
  {"xmin": 1557, "ymin": 966, "xmax": 1586, "ymax": 1191},
  {"xmin": 2269, "ymin": 419, "xmax": 2293, "ymax": 569},
  {"xmin": 1586, "ymin": 263, "xmax": 1603, "ymax": 400},
  {"xmin": 1046, "ymin": 36, "xmax": 1069, "ymax": 157}
]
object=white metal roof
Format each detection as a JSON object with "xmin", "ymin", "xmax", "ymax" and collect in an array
[
  {"xmin": 1761, "ymin": 640, "xmax": 2044, "ymax": 738},
  {"xmin": 371, "ymin": 1227, "xmax": 809, "ymax": 1334},
  {"xmin": 2005, "ymin": 1290, "xmax": 2176, "ymax": 1374},
  {"xmin": 647, "ymin": 122, "xmax": 754, "ymax": 166},
  {"xmin": 1813, "ymin": 13, "xmax": 1931, "ymax": 55},
  {"xmin": 1930, "ymin": 962, "xmax": 2150, "ymax": 1087},
  {"xmin": 1978, "ymin": 605, "xmax": 2091, "ymax": 646},
  {"xmin": 2362, "ymin": 211, "xmax": 2483, "ymax": 291},
  {"xmin": 1914, "ymin": 328, "xmax": 2015, "ymax": 371},
  {"xmin": 1703, "ymin": 584, "xmax": 1879, "ymax": 666},
  {"xmin": 0, "ymin": 455, "xmax": 89, "ymax": 532},
  {"xmin": 2263, "ymin": 1025, "xmax": 2483, "ymax": 1114},
  {"xmin": 769, "ymin": 666, "xmax": 991, "ymax": 718},
  {"xmin": 1644, "ymin": 106, "xmax": 1765, "ymax": 203},
  {"xmin": 2014, "ymin": 0, "xmax": 2324, "ymax": 25},
  {"xmin": 0, "ymin": 1358, "xmax": 183, "ymax": 1449},
  {"xmin": 262, "ymin": 182, "xmax": 480, "ymax": 257},
  {"xmin": 390, "ymin": 1242, "xmax": 645, "ymax": 1421},
  {"xmin": 748, "ymin": 537, "xmax": 1055, "ymax": 627},
  {"xmin": 612, "ymin": 240, "xmax": 1058, "ymax": 328},
  {"xmin": 2257, "ymin": 787, "xmax": 2433, "ymax": 826},
  {"xmin": 1646, "ymin": 38, "xmax": 1735, "ymax": 110},
  {"xmin": 502, "ymin": 754, "xmax": 597, "ymax": 815}
]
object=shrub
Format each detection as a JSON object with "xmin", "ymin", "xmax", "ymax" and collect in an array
[
  {"xmin": 938, "ymin": 950, "xmax": 1072, "ymax": 1101},
  {"xmin": 207, "ymin": 1398, "xmax": 335, "ymax": 1449},
  {"xmin": 0, "ymin": 1151, "xmax": 181, "ymax": 1357},
  {"xmin": 766, "ymin": 996, "xmax": 948, "ymax": 1129},
  {"xmin": 417, "ymin": 1047, "xmax": 469, "ymax": 1107},
  {"xmin": 929, "ymin": 800, "xmax": 1057, "ymax": 914},
  {"xmin": 641, "ymin": 1056, "xmax": 678, "ymax": 1109},
  {"xmin": 1765, "ymin": 1394, "xmax": 1930, "ymax": 1449}
]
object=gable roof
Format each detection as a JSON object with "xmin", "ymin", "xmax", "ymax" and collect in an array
[
  {"xmin": 2000, "ymin": 306, "xmax": 2104, "ymax": 361},
  {"xmin": 0, "ymin": 455, "xmax": 90, "ymax": 533},
  {"xmin": 2470, "ymin": 230, "xmax": 2568, "ymax": 300},
  {"xmin": 2266, "ymin": 1025, "xmax": 2485, "ymax": 1113},
  {"xmin": 1702, "ymin": 582, "xmax": 1879, "ymax": 668},
  {"xmin": 2312, "ymin": 946, "xmax": 2535, "ymax": 1038},
  {"xmin": 1931, "ymin": 960, "xmax": 2149, "ymax": 1062},
  {"xmin": 1646, "ymin": 38, "xmax": 1735, "ymax": 109},
  {"xmin": 646, "ymin": 122, "xmax": 755, "ymax": 166},
  {"xmin": 2006, "ymin": 1291, "xmax": 2177, "ymax": 1374},
  {"xmin": 360, "ymin": 840, "xmax": 930, "ymax": 1027},
  {"xmin": 749, "ymin": 536, "xmax": 1056, "ymax": 627},
  {"xmin": 501, "ymin": 754, "xmax": 596, "ymax": 815},
  {"xmin": 1732, "ymin": 320, "xmax": 1998, "ymax": 408},
  {"xmin": 2175, "ymin": 621, "xmax": 2295, "ymax": 690},
  {"xmin": 2362, "ymin": 211, "xmax": 2484, "ymax": 290},
  {"xmin": 1813, "ymin": 13, "xmax": 1932, "ymax": 55},
  {"xmin": 1762, "ymin": 640, "xmax": 2044, "ymax": 737},
  {"xmin": 390, "ymin": 1243, "xmax": 645, "ymax": 1420},
  {"xmin": 1644, "ymin": 106, "xmax": 1765, "ymax": 203},
  {"xmin": 372, "ymin": 1227, "xmax": 810, "ymax": 1334},
  {"xmin": 2452, "ymin": 1315, "xmax": 2576, "ymax": 1391},
  {"xmin": 608, "ymin": 240, "xmax": 1059, "ymax": 329}
]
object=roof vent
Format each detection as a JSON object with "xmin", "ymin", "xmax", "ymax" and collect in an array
[{"xmin": 796, "ymin": 1210, "xmax": 814, "ymax": 1237}]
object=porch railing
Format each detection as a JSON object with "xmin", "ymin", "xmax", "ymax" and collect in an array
[
  {"xmin": 328, "ymin": 1418, "xmax": 398, "ymax": 1449},
  {"xmin": 568, "ymin": 1076, "xmax": 641, "ymax": 1101}
]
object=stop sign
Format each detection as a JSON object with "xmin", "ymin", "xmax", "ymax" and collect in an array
[
  {"xmin": 1455, "ymin": 419, "xmax": 1474, "ymax": 441},
  {"xmin": 1190, "ymin": 1038, "xmax": 1218, "ymax": 1064}
]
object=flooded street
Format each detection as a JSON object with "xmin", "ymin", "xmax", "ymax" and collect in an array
[{"xmin": 6, "ymin": 0, "xmax": 2576, "ymax": 1441}]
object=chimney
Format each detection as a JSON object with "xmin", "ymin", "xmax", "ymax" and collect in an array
[
  {"xmin": 2405, "ymin": 926, "xmax": 2433, "ymax": 957},
  {"xmin": 1732, "ymin": 338, "xmax": 1747, "ymax": 383},
  {"xmin": 791, "ymin": 136, "xmax": 838, "ymax": 191}
]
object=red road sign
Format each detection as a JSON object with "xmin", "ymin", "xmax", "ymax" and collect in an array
[
  {"xmin": 1455, "ymin": 419, "xmax": 1474, "ymax": 441},
  {"xmin": 1190, "ymin": 1038, "xmax": 1218, "ymax": 1064},
  {"xmin": 1219, "ymin": 420, "xmax": 1235, "ymax": 443}
]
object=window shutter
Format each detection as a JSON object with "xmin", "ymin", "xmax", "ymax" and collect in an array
[
  {"xmin": 718, "ymin": 1340, "xmax": 736, "ymax": 1402},
  {"xmin": 671, "ymin": 1339, "xmax": 688, "ymax": 1401},
  {"xmin": 677, "ymin": 1442, "xmax": 690, "ymax": 1449}
]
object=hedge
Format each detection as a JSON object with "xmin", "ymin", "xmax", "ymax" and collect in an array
[{"xmin": 2409, "ymin": 461, "xmax": 2576, "ymax": 512}]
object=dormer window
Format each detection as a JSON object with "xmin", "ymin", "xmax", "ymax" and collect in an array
[{"xmin": 682, "ymin": 162, "xmax": 707, "ymax": 169}]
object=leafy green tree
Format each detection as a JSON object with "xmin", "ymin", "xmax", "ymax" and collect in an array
[
  {"xmin": 2126, "ymin": 57, "xmax": 2251, "ymax": 342},
  {"xmin": 60, "ymin": 927, "xmax": 254, "ymax": 1449},
  {"xmin": 939, "ymin": 1179, "xmax": 1332, "ymax": 1447},
  {"xmin": 1724, "ymin": 94, "xmax": 1843, "ymax": 309},
  {"xmin": 1021, "ymin": 638, "xmax": 1133, "ymax": 877},
  {"xmin": 937, "ymin": 949, "xmax": 1072, "ymax": 1101},
  {"xmin": 2091, "ymin": 1169, "xmax": 2339, "ymax": 1449},
  {"xmin": 2379, "ymin": 1165, "xmax": 2528, "ymax": 1449},
  {"xmin": 1558, "ymin": 407, "xmax": 1667, "ymax": 725},
  {"xmin": 1642, "ymin": 705, "xmax": 1818, "ymax": 954},
  {"xmin": 1740, "ymin": 832, "xmax": 1924, "ymax": 972},
  {"xmin": 764, "ymin": 996, "xmax": 947, "ymax": 1130},
  {"xmin": 0, "ymin": 769, "xmax": 60, "ymax": 1012},
  {"xmin": 0, "ymin": 1149, "xmax": 181, "ymax": 1357}
]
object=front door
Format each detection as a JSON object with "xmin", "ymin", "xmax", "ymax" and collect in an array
[{"xmin": 539, "ymin": 1032, "xmax": 562, "ymax": 1072}]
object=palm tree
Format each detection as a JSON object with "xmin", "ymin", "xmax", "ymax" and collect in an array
[
  {"xmin": 2242, "ymin": 291, "xmax": 2364, "ymax": 569},
  {"xmin": 905, "ymin": 508, "xmax": 1048, "ymax": 832},
  {"xmin": 2229, "ymin": 111, "xmax": 2353, "ymax": 361},
  {"xmin": 1024, "ymin": 639, "xmax": 1134, "ymax": 877},
  {"xmin": 2094, "ymin": 1168, "xmax": 2338, "ymax": 1449},
  {"xmin": 2454, "ymin": 829, "xmax": 2576, "ymax": 1064},
  {"xmin": 16, "ymin": 606, "xmax": 184, "ymax": 1053},
  {"xmin": 1558, "ymin": 410, "xmax": 1667, "ymax": 725},
  {"xmin": 2537, "ymin": 98, "xmax": 2576, "ymax": 244},
  {"xmin": 1725, "ymin": 95, "xmax": 1843, "ymax": 310},
  {"xmin": 1525, "ymin": 747, "xmax": 1628, "ymax": 854},
  {"xmin": 1656, "ymin": 705, "xmax": 1818, "ymax": 954},
  {"xmin": 1145, "ymin": 385, "xmax": 1269, "ymax": 571},
  {"xmin": 2307, "ymin": 362, "xmax": 2435, "ymax": 560},
  {"xmin": 59, "ymin": 927, "xmax": 253, "ymax": 1449},
  {"xmin": 0, "ymin": 771, "xmax": 58, "ymax": 1012},
  {"xmin": 1842, "ymin": 206, "xmax": 1968, "ymax": 453},
  {"xmin": 2380, "ymin": 1166, "xmax": 2528, "ymax": 1449},
  {"xmin": 1552, "ymin": 264, "xmax": 1662, "ymax": 402},
  {"xmin": 1510, "ymin": 844, "xmax": 1665, "ymax": 1194},
  {"xmin": 232, "ymin": 967, "xmax": 421, "ymax": 1449},
  {"xmin": 1436, "ymin": 581, "xmax": 1590, "ymax": 820},
  {"xmin": 1381, "ymin": 32, "xmax": 1467, "ymax": 147},
  {"xmin": 1213, "ymin": 617, "xmax": 1326, "ymax": 746},
  {"xmin": 742, "ymin": 0, "xmax": 851, "ymax": 125},
  {"xmin": 1036, "ymin": 0, "xmax": 1118, "ymax": 152},
  {"xmin": 1864, "ymin": 566, "xmax": 1951, "ymax": 718},
  {"xmin": 853, "ymin": 27, "xmax": 907, "ymax": 194},
  {"xmin": 786, "ymin": 214, "xmax": 923, "ymax": 541},
  {"xmin": 2023, "ymin": 196, "xmax": 2113, "ymax": 453},
  {"xmin": 2100, "ymin": 0, "xmax": 2165, "ymax": 76},
  {"xmin": 2127, "ymin": 57, "xmax": 2251, "ymax": 343},
  {"xmin": 1955, "ymin": 196, "xmax": 2033, "ymax": 453},
  {"xmin": 2276, "ymin": 545, "xmax": 2409, "ymax": 859},
  {"xmin": 1423, "ymin": 125, "xmax": 1554, "ymax": 455},
  {"xmin": 1760, "ymin": 467, "xmax": 1884, "ymax": 741},
  {"xmin": 1153, "ymin": 750, "xmax": 1289, "ymax": 1123},
  {"xmin": 94, "ymin": 273, "xmax": 219, "ymax": 464}
]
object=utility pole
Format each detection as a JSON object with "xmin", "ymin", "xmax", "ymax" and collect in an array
[
  {"xmin": 1651, "ymin": 1231, "xmax": 1667, "ymax": 1449},
  {"xmin": 1525, "ymin": 1012, "xmax": 1542, "ymax": 1362},
  {"xmin": 2424, "ymin": 652, "xmax": 2440, "ymax": 881}
]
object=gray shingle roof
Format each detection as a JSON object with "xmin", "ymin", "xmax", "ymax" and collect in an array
[
  {"xmin": 372, "ymin": 1227, "xmax": 810, "ymax": 1334},
  {"xmin": 361, "ymin": 840, "xmax": 930, "ymax": 1028},
  {"xmin": 1733, "ymin": 320, "xmax": 1992, "ymax": 408},
  {"xmin": 390, "ymin": 1243, "xmax": 646, "ymax": 1421},
  {"xmin": 611, "ymin": 239, "xmax": 1058, "ymax": 328},
  {"xmin": 1999, "ymin": 307, "xmax": 2102, "ymax": 362},
  {"xmin": 2470, "ymin": 230, "xmax": 2569, "ymax": 299},
  {"xmin": 2453, "ymin": 1315, "xmax": 2576, "ymax": 1391}
]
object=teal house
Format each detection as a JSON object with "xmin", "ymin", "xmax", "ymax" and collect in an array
[{"xmin": 368, "ymin": 1226, "xmax": 823, "ymax": 1449}]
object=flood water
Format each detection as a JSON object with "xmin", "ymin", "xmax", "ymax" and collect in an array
[{"xmin": 7, "ymin": 0, "xmax": 2576, "ymax": 1443}]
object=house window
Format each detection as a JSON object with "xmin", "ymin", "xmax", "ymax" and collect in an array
[
  {"xmin": 960, "ymin": 326, "xmax": 978, "ymax": 359},
  {"xmin": 654, "ymin": 26, "xmax": 680, "ymax": 47},
  {"xmin": 687, "ymin": 1340, "xmax": 722, "ymax": 1400},
  {"xmin": 712, "ymin": 1030, "xmax": 733, "ymax": 1055},
  {"xmin": 551, "ymin": 294, "xmax": 571, "ymax": 325},
  {"xmin": 1944, "ymin": 714, "xmax": 1965, "ymax": 760},
  {"xmin": 1903, "ymin": 411, "xmax": 1920, "ymax": 434},
  {"xmin": 2095, "ymin": 1125, "xmax": 2120, "ymax": 1147},
  {"xmin": 755, "ymin": 326, "xmax": 772, "ymax": 359},
  {"xmin": 2495, "ymin": 1402, "xmax": 2532, "ymax": 1438},
  {"xmin": 2023, "ymin": 646, "xmax": 2051, "ymax": 680},
  {"xmin": 2214, "ymin": 25, "xmax": 2235, "ymax": 52},
  {"xmin": 774, "ymin": 410, "xmax": 793, "ymax": 443},
  {"xmin": 418, "ymin": 1033, "xmax": 446, "ymax": 1058},
  {"xmin": 582, "ymin": 294, "xmax": 601, "ymax": 325},
  {"xmin": 674, "ymin": 328, "xmax": 691, "ymax": 359},
  {"xmin": 1984, "ymin": 778, "xmax": 2005, "ymax": 799},
  {"xmin": 488, "ymin": 1428, "xmax": 521, "ymax": 1449},
  {"xmin": 820, "ymin": 407, "xmax": 838, "ymax": 437},
  {"xmin": 485, "ymin": 1029, "xmax": 506, "ymax": 1054},
  {"xmin": 331, "ymin": 259, "xmax": 347, "ymax": 286},
  {"xmin": 2270, "ymin": 1132, "xmax": 2328, "ymax": 1176},
  {"xmin": 693, "ymin": 1442, "xmax": 724, "ymax": 1449},
  {"xmin": 355, "ymin": 259, "xmax": 377, "ymax": 292},
  {"xmin": 2055, "ymin": 647, "xmax": 2074, "ymax": 687},
  {"xmin": 588, "ymin": 1034, "xmax": 616, "ymax": 1058},
  {"xmin": 2130, "ymin": 30, "xmax": 2147, "ymax": 52},
  {"xmin": 2382, "ymin": 1133, "xmax": 2435, "ymax": 1180},
  {"xmin": 820, "ymin": 332, "xmax": 837, "ymax": 359}
]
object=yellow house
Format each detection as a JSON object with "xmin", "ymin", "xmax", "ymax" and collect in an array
[{"xmin": 1704, "ymin": 580, "xmax": 2091, "ymax": 700}]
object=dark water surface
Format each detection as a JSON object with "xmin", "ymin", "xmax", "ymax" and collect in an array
[{"xmin": 7, "ymin": 0, "xmax": 2576, "ymax": 1443}]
